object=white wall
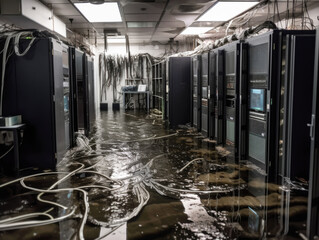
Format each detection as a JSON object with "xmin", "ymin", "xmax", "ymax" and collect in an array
[
  {"xmin": 307, "ymin": 3, "xmax": 319, "ymax": 27},
  {"xmin": 94, "ymin": 42, "xmax": 169, "ymax": 108}
]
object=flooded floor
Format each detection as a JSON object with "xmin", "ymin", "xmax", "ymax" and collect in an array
[{"xmin": 0, "ymin": 110, "xmax": 309, "ymax": 239}]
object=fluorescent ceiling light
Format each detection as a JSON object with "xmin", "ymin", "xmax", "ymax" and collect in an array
[
  {"xmin": 107, "ymin": 37, "xmax": 126, "ymax": 43},
  {"xmin": 180, "ymin": 27, "xmax": 213, "ymax": 35},
  {"xmin": 197, "ymin": 1, "xmax": 259, "ymax": 22},
  {"xmin": 74, "ymin": 2, "xmax": 122, "ymax": 22},
  {"xmin": 127, "ymin": 22, "xmax": 156, "ymax": 28}
]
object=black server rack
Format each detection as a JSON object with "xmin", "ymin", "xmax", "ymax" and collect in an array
[
  {"xmin": 307, "ymin": 27, "xmax": 319, "ymax": 240},
  {"xmin": 238, "ymin": 43, "xmax": 249, "ymax": 160},
  {"xmin": 62, "ymin": 44, "xmax": 72, "ymax": 149},
  {"xmin": 87, "ymin": 57, "xmax": 95, "ymax": 132},
  {"xmin": 69, "ymin": 47, "xmax": 78, "ymax": 138},
  {"xmin": 211, "ymin": 49, "xmax": 226, "ymax": 144},
  {"xmin": 201, "ymin": 52, "xmax": 209, "ymax": 137},
  {"xmin": 246, "ymin": 32, "xmax": 274, "ymax": 174},
  {"xmin": 192, "ymin": 55, "xmax": 201, "ymax": 131},
  {"xmin": 166, "ymin": 57, "xmax": 191, "ymax": 128},
  {"xmin": 73, "ymin": 49, "xmax": 90, "ymax": 136},
  {"xmin": 218, "ymin": 41, "xmax": 246, "ymax": 160},
  {"xmin": 208, "ymin": 50, "xmax": 216, "ymax": 140},
  {"xmin": 245, "ymin": 30, "xmax": 315, "ymax": 180},
  {"xmin": 2, "ymin": 38, "xmax": 67, "ymax": 169},
  {"xmin": 281, "ymin": 34, "xmax": 315, "ymax": 180},
  {"xmin": 68, "ymin": 47, "xmax": 76, "ymax": 147},
  {"xmin": 162, "ymin": 63, "xmax": 167, "ymax": 120}
]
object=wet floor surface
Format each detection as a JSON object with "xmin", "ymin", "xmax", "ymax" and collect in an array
[{"xmin": 0, "ymin": 111, "xmax": 309, "ymax": 239}]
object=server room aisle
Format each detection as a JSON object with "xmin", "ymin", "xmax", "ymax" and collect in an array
[{"xmin": 0, "ymin": 110, "xmax": 309, "ymax": 239}]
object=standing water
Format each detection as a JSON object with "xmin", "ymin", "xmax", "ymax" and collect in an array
[{"xmin": 0, "ymin": 111, "xmax": 308, "ymax": 239}]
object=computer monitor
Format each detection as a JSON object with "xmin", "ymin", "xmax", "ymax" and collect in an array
[{"xmin": 250, "ymin": 88, "xmax": 266, "ymax": 112}]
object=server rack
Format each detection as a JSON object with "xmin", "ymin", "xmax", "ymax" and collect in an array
[
  {"xmin": 215, "ymin": 49, "xmax": 228, "ymax": 144},
  {"xmin": 245, "ymin": 30, "xmax": 315, "ymax": 180},
  {"xmin": 62, "ymin": 44, "xmax": 71, "ymax": 149},
  {"xmin": 2, "ymin": 38, "xmax": 67, "ymax": 169},
  {"xmin": 87, "ymin": 56, "xmax": 95, "ymax": 132},
  {"xmin": 69, "ymin": 47, "xmax": 78, "ymax": 140},
  {"xmin": 208, "ymin": 50, "xmax": 216, "ymax": 140},
  {"xmin": 63, "ymin": 45, "xmax": 76, "ymax": 148},
  {"xmin": 73, "ymin": 49, "xmax": 90, "ymax": 136},
  {"xmin": 192, "ymin": 55, "xmax": 201, "ymax": 131},
  {"xmin": 201, "ymin": 52, "xmax": 209, "ymax": 137},
  {"xmin": 218, "ymin": 41, "xmax": 246, "ymax": 159},
  {"xmin": 151, "ymin": 61, "xmax": 166, "ymax": 119},
  {"xmin": 246, "ymin": 32, "xmax": 272, "ymax": 173},
  {"xmin": 166, "ymin": 57, "xmax": 191, "ymax": 128},
  {"xmin": 238, "ymin": 43, "xmax": 249, "ymax": 160},
  {"xmin": 307, "ymin": 27, "xmax": 319, "ymax": 240}
]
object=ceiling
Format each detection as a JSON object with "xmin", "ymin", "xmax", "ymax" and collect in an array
[{"xmin": 39, "ymin": 0, "xmax": 319, "ymax": 46}]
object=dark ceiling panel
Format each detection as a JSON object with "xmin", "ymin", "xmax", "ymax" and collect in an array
[
  {"xmin": 51, "ymin": 3, "xmax": 80, "ymax": 15},
  {"xmin": 125, "ymin": 14, "xmax": 161, "ymax": 21},
  {"xmin": 158, "ymin": 21, "xmax": 185, "ymax": 28},
  {"xmin": 122, "ymin": 3, "xmax": 166, "ymax": 14}
]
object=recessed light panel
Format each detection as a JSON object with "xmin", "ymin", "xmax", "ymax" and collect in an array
[
  {"xmin": 180, "ymin": 27, "xmax": 213, "ymax": 35},
  {"xmin": 74, "ymin": 2, "xmax": 122, "ymax": 22},
  {"xmin": 127, "ymin": 22, "xmax": 157, "ymax": 28},
  {"xmin": 107, "ymin": 36, "xmax": 126, "ymax": 44},
  {"xmin": 197, "ymin": 1, "xmax": 259, "ymax": 22}
]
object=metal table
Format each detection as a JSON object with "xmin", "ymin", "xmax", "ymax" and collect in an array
[
  {"xmin": 0, "ymin": 124, "xmax": 26, "ymax": 176},
  {"xmin": 122, "ymin": 91, "xmax": 150, "ymax": 112}
]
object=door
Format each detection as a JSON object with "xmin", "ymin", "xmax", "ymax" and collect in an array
[{"xmin": 307, "ymin": 28, "xmax": 319, "ymax": 240}]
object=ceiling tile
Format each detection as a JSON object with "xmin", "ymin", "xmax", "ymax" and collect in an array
[
  {"xmin": 122, "ymin": 3, "xmax": 165, "ymax": 14},
  {"xmin": 158, "ymin": 21, "xmax": 185, "ymax": 28},
  {"xmin": 41, "ymin": 0, "xmax": 69, "ymax": 3},
  {"xmin": 125, "ymin": 14, "xmax": 161, "ymax": 21},
  {"xmin": 52, "ymin": 3, "xmax": 80, "ymax": 15}
]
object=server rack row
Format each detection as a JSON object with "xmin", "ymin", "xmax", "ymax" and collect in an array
[
  {"xmin": 0, "ymin": 37, "xmax": 95, "ymax": 170},
  {"xmin": 191, "ymin": 30, "xmax": 316, "ymax": 181},
  {"xmin": 190, "ymin": 29, "xmax": 317, "ymax": 239}
]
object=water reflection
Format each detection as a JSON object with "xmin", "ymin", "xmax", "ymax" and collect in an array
[{"xmin": 0, "ymin": 110, "xmax": 309, "ymax": 239}]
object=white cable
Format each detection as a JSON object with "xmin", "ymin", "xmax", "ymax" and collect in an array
[
  {"xmin": 177, "ymin": 158, "xmax": 204, "ymax": 173},
  {"xmin": 19, "ymin": 180, "xmax": 88, "ymax": 240},
  {"xmin": 0, "ymin": 209, "xmax": 75, "ymax": 231},
  {"xmin": 0, "ymin": 32, "xmax": 15, "ymax": 115},
  {"xmin": 14, "ymin": 32, "xmax": 36, "ymax": 57},
  {"xmin": 0, "ymin": 211, "xmax": 54, "ymax": 224}
]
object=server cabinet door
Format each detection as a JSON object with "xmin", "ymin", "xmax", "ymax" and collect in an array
[
  {"xmin": 88, "ymin": 58, "xmax": 95, "ymax": 130},
  {"xmin": 197, "ymin": 55, "xmax": 202, "ymax": 131},
  {"xmin": 201, "ymin": 53, "xmax": 209, "ymax": 137},
  {"xmin": 162, "ymin": 62, "xmax": 167, "ymax": 119},
  {"xmin": 285, "ymin": 35, "xmax": 315, "ymax": 180},
  {"xmin": 209, "ymin": 52, "xmax": 217, "ymax": 139},
  {"xmin": 307, "ymin": 28, "xmax": 319, "ymax": 240},
  {"xmin": 83, "ymin": 54, "xmax": 90, "ymax": 136},
  {"xmin": 217, "ymin": 50, "xmax": 225, "ymax": 145},
  {"xmin": 52, "ymin": 40, "xmax": 66, "ymax": 163},
  {"xmin": 239, "ymin": 43, "xmax": 249, "ymax": 160},
  {"xmin": 62, "ymin": 45, "xmax": 71, "ymax": 150},
  {"xmin": 168, "ymin": 57, "xmax": 191, "ymax": 128},
  {"xmin": 69, "ymin": 47, "xmax": 77, "ymax": 146},
  {"xmin": 192, "ymin": 57, "xmax": 198, "ymax": 128},
  {"xmin": 75, "ymin": 49, "xmax": 85, "ymax": 131}
]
